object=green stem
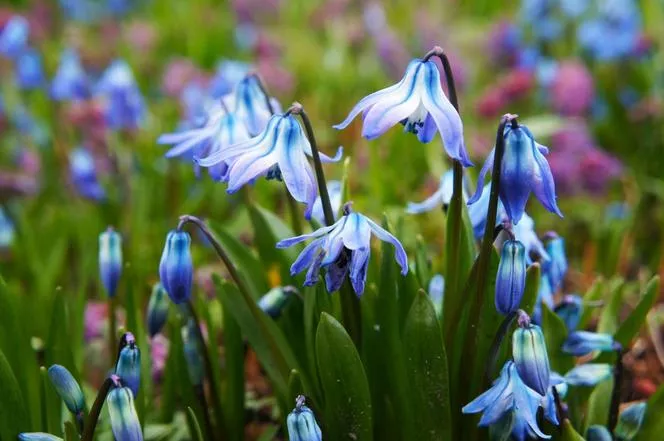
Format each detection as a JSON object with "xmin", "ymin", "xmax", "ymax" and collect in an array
[
  {"xmin": 193, "ymin": 384, "xmax": 215, "ymax": 440},
  {"xmin": 483, "ymin": 310, "xmax": 517, "ymax": 384},
  {"xmin": 81, "ymin": 377, "xmax": 113, "ymax": 441},
  {"xmin": 108, "ymin": 296, "xmax": 117, "ymax": 362},
  {"xmin": 608, "ymin": 349, "xmax": 626, "ymax": 434}
]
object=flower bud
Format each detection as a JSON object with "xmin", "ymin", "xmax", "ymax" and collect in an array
[
  {"xmin": 146, "ymin": 283, "xmax": 170, "ymax": 337},
  {"xmin": 554, "ymin": 295, "xmax": 583, "ymax": 332},
  {"xmin": 159, "ymin": 230, "xmax": 193, "ymax": 304},
  {"xmin": 181, "ymin": 320, "xmax": 204, "ymax": 386},
  {"xmin": 495, "ymin": 240, "xmax": 527, "ymax": 315},
  {"xmin": 258, "ymin": 286, "xmax": 297, "ymax": 318},
  {"xmin": 115, "ymin": 333, "xmax": 141, "ymax": 397},
  {"xmin": 564, "ymin": 363, "xmax": 612, "ymax": 386},
  {"xmin": 99, "ymin": 227, "xmax": 122, "ymax": 297},
  {"xmin": 107, "ymin": 386, "xmax": 143, "ymax": 441},
  {"xmin": 19, "ymin": 434, "xmax": 63, "ymax": 441},
  {"xmin": 562, "ymin": 331, "xmax": 617, "ymax": 356},
  {"xmin": 586, "ymin": 425, "xmax": 612, "ymax": 441},
  {"xmin": 47, "ymin": 365, "xmax": 85, "ymax": 416},
  {"xmin": 543, "ymin": 233, "xmax": 567, "ymax": 292},
  {"xmin": 512, "ymin": 321, "xmax": 550, "ymax": 396},
  {"xmin": 287, "ymin": 395, "xmax": 322, "ymax": 441},
  {"xmin": 614, "ymin": 402, "xmax": 647, "ymax": 441}
]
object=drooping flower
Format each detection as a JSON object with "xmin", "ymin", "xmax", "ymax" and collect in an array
[
  {"xmin": 287, "ymin": 395, "xmax": 323, "ymax": 441},
  {"xmin": 258, "ymin": 286, "xmax": 297, "ymax": 318},
  {"xmin": 96, "ymin": 60, "xmax": 145, "ymax": 130},
  {"xmin": 18, "ymin": 434, "xmax": 62, "ymax": 441},
  {"xmin": 407, "ymin": 170, "xmax": 456, "ymax": 214},
  {"xmin": 276, "ymin": 206, "xmax": 408, "ymax": 295},
  {"xmin": 107, "ymin": 385, "xmax": 143, "ymax": 441},
  {"xmin": 614, "ymin": 402, "xmax": 647, "ymax": 441},
  {"xmin": 334, "ymin": 57, "xmax": 471, "ymax": 166},
  {"xmin": 0, "ymin": 16, "xmax": 29, "ymax": 59},
  {"xmin": 466, "ymin": 182, "xmax": 506, "ymax": 239},
  {"xmin": 586, "ymin": 425, "xmax": 613, "ymax": 441},
  {"xmin": 469, "ymin": 122, "xmax": 562, "ymax": 225},
  {"xmin": 146, "ymin": 283, "xmax": 170, "ymax": 337},
  {"xmin": 462, "ymin": 361, "xmax": 549, "ymax": 440},
  {"xmin": 495, "ymin": 240, "xmax": 527, "ymax": 315},
  {"xmin": 99, "ymin": 227, "xmax": 122, "ymax": 298},
  {"xmin": 428, "ymin": 274, "xmax": 445, "ymax": 317},
  {"xmin": 159, "ymin": 230, "xmax": 193, "ymax": 304},
  {"xmin": 115, "ymin": 332, "xmax": 141, "ymax": 397},
  {"xmin": 69, "ymin": 147, "xmax": 106, "ymax": 201},
  {"xmin": 562, "ymin": 331, "xmax": 617, "ymax": 356},
  {"xmin": 16, "ymin": 48, "xmax": 44, "ymax": 90},
  {"xmin": 543, "ymin": 232, "xmax": 567, "ymax": 292},
  {"xmin": 47, "ymin": 365, "xmax": 85, "ymax": 416},
  {"xmin": 512, "ymin": 319, "xmax": 551, "ymax": 396},
  {"xmin": 196, "ymin": 113, "xmax": 342, "ymax": 219},
  {"xmin": 564, "ymin": 363, "xmax": 612, "ymax": 386},
  {"xmin": 50, "ymin": 49, "xmax": 89, "ymax": 101},
  {"xmin": 229, "ymin": 74, "xmax": 280, "ymax": 136},
  {"xmin": 312, "ymin": 180, "xmax": 343, "ymax": 225},
  {"xmin": 554, "ymin": 295, "xmax": 583, "ymax": 332}
]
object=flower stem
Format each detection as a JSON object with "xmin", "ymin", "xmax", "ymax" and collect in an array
[
  {"xmin": 80, "ymin": 377, "xmax": 113, "ymax": 441},
  {"xmin": 193, "ymin": 379, "xmax": 215, "ymax": 439},
  {"xmin": 608, "ymin": 349, "xmax": 626, "ymax": 434},
  {"xmin": 108, "ymin": 296, "xmax": 117, "ymax": 362}
]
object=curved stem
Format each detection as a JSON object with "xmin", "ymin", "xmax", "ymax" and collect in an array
[
  {"xmin": 608, "ymin": 349, "xmax": 626, "ymax": 434},
  {"xmin": 80, "ymin": 377, "xmax": 113, "ymax": 441}
]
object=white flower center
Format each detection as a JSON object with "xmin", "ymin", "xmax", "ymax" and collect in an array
[{"xmin": 403, "ymin": 101, "xmax": 427, "ymax": 135}]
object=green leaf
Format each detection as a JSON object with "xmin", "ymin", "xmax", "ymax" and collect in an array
[
  {"xmin": 63, "ymin": 421, "xmax": 77, "ymax": 441},
  {"xmin": 257, "ymin": 425, "xmax": 280, "ymax": 441},
  {"xmin": 578, "ymin": 279, "xmax": 605, "ymax": 330},
  {"xmin": 614, "ymin": 276, "xmax": 660, "ymax": 347},
  {"xmin": 316, "ymin": 313, "xmax": 372, "ymax": 441},
  {"xmin": 559, "ymin": 419, "xmax": 586, "ymax": 440},
  {"xmin": 414, "ymin": 235, "xmax": 431, "ymax": 290},
  {"xmin": 0, "ymin": 348, "xmax": 29, "ymax": 439},
  {"xmin": 521, "ymin": 263, "xmax": 541, "ymax": 316},
  {"xmin": 303, "ymin": 284, "xmax": 332, "ymax": 405},
  {"xmin": 584, "ymin": 378, "xmax": 614, "ymax": 432},
  {"xmin": 541, "ymin": 304, "xmax": 575, "ymax": 374},
  {"xmin": 597, "ymin": 279, "xmax": 625, "ymax": 334},
  {"xmin": 402, "ymin": 292, "xmax": 452, "ymax": 441},
  {"xmin": 186, "ymin": 406, "xmax": 204, "ymax": 441},
  {"xmin": 223, "ymin": 303, "xmax": 245, "ymax": 441},
  {"xmin": 635, "ymin": 384, "xmax": 664, "ymax": 441}
]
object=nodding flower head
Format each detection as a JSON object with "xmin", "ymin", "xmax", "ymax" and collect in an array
[
  {"xmin": 231, "ymin": 74, "xmax": 281, "ymax": 136},
  {"xmin": 0, "ymin": 16, "xmax": 29, "ymax": 59},
  {"xmin": 512, "ymin": 319, "xmax": 551, "ymax": 396},
  {"xmin": 99, "ymin": 227, "xmax": 122, "ymax": 297},
  {"xmin": 562, "ymin": 331, "xmax": 618, "ymax": 356},
  {"xmin": 159, "ymin": 230, "xmax": 193, "ymax": 304},
  {"xmin": 146, "ymin": 283, "xmax": 170, "ymax": 337},
  {"xmin": 563, "ymin": 363, "xmax": 612, "ymax": 387},
  {"xmin": 495, "ymin": 240, "xmax": 527, "ymax": 315},
  {"xmin": 334, "ymin": 56, "xmax": 471, "ymax": 166},
  {"xmin": 468, "ymin": 123, "xmax": 562, "ymax": 225},
  {"xmin": 50, "ymin": 49, "xmax": 90, "ymax": 101},
  {"xmin": 196, "ymin": 113, "xmax": 342, "ymax": 219},
  {"xmin": 277, "ymin": 207, "xmax": 408, "ymax": 296},
  {"xmin": 115, "ymin": 332, "xmax": 141, "ymax": 397},
  {"xmin": 47, "ymin": 365, "xmax": 85, "ymax": 417},
  {"xmin": 287, "ymin": 395, "xmax": 322, "ymax": 441},
  {"xmin": 69, "ymin": 147, "xmax": 106, "ymax": 201},
  {"xmin": 107, "ymin": 385, "xmax": 143, "ymax": 441},
  {"xmin": 554, "ymin": 294, "xmax": 583, "ymax": 332},
  {"xmin": 97, "ymin": 60, "xmax": 145, "ymax": 130}
]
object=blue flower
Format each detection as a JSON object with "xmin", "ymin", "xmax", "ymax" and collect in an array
[
  {"xmin": 19, "ymin": 434, "xmax": 63, "ymax": 441},
  {"xmin": 0, "ymin": 207, "xmax": 15, "ymax": 249},
  {"xmin": 107, "ymin": 385, "xmax": 143, "ymax": 441},
  {"xmin": 543, "ymin": 233, "xmax": 567, "ymax": 292},
  {"xmin": 312, "ymin": 180, "xmax": 343, "ymax": 225},
  {"xmin": 97, "ymin": 60, "xmax": 145, "ymax": 130},
  {"xmin": 0, "ymin": 16, "xmax": 29, "ymax": 59},
  {"xmin": 230, "ymin": 74, "xmax": 281, "ymax": 136},
  {"xmin": 428, "ymin": 274, "xmax": 445, "ymax": 317},
  {"xmin": 276, "ymin": 207, "xmax": 408, "ymax": 295},
  {"xmin": 520, "ymin": 0, "xmax": 562, "ymax": 42},
  {"xmin": 208, "ymin": 60, "xmax": 251, "ymax": 98},
  {"xmin": 47, "ymin": 365, "xmax": 85, "ymax": 416},
  {"xmin": 334, "ymin": 58, "xmax": 471, "ymax": 166},
  {"xmin": 159, "ymin": 230, "xmax": 193, "ymax": 304},
  {"xmin": 512, "ymin": 322, "xmax": 551, "ymax": 396},
  {"xmin": 287, "ymin": 396, "xmax": 322, "ymax": 441},
  {"xmin": 115, "ymin": 333, "xmax": 141, "ymax": 397},
  {"xmin": 99, "ymin": 227, "xmax": 122, "ymax": 297},
  {"xmin": 586, "ymin": 425, "xmax": 613, "ymax": 441},
  {"xmin": 577, "ymin": 0, "xmax": 641, "ymax": 61},
  {"xmin": 146, "ymin": 283, "xmax": 170, "ymax": 337},
  {"xmin": 564, "ymin": 363, "xmax": 612, "ymax": 386},
  {"xmin": 615, "ymin": 402, "xmax": 647, "ymax": 441},
  {"xmin": 495, "ymin": 240, "xmax": 527, "ymax": 315},
  {"xmin": 467, "ymin": 182, "xmax": 506, "ymax": 239},
  {"xmin": 69, "ymin": 148, "xmax": 106, "ymax": 201},
  {"xmin": 560, "ymin": 0, "xmax": 589, "ymax": 18},
  {"xmin": 16, "ymin": 48, "xmax": 44, "ymax": 90},
  {"xmin": 462, "ymin": 361, "xmax": 549, "ymax": 440},
  {"xmin": 562, "ymin": 331, "xmax": 617, "ymax": 356},
  {"xmin": 541, "ymin": 373, "xmax": 566, "ymax": 427},
  {"xmin": 50, "ymin": 49, "xmax": 89, "ymax": 101},
  {"xmin": 469, "ymin": 123, "xmax": 562, "ymax": 225},
  {"xmin": 197, "ymin": 114, "xmax": 342, "ymax": 219},
  {"xmin": 407, "ymin": 170, "xmax": 456, "ymax": 214},
  {"xmin": 258, "ymin": 286, "xmax": 297, "ymax": 318},
  {"xmin": 554, "ymin": 295, "xmax": 583, "ymax": 332}
]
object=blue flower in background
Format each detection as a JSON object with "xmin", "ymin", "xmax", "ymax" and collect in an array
[
  {"xmin": 277, "ymin": 206, "xmax": 408, "ymax": 295},
  {"xmin": 69, "ymin": 148, "xmax": 106, "ymax": 201},
  {"xmin": 197, "ymin": 114, "xmax": 342, "ymax": 219},
  {"xmin": 428, "ymin": 274, "xmax": 445, "ymax": 316},
  {"xmin": 50, "ymin": 49, "xmax": 89, "ymax": 101},
  {"xmin": 520, "ymin": 0, "xmax": 562, "ymax": 42},
  {"xmin": 577, "ymin": 0, "xmax": 641, "ymax": 61},
  {"xmin": 230, "ymin": 74, "xmax": 280, "ymax": 136},
  {"xmin": 334, "ymin": 58, "xmax": 472, "ymax": 166},
  {"xmin": 209, "ymin": 60, "xmax": 251, "ymax": 98},
  {"xmin": 47, "ymin": 365, "xmax": 85, "ymax": 416},
  {"xmin": 97, "ymin": 60, "xmax": 145, "ymax": 130},
  {"xmin": 0, "ymin": 207, "xmax": 15, "ymax": 249},
  {"xmin": 181, "ymin": 319, "xmax": 204, "ymax": 386},
  {"xmin": 560, "ymin": 0, "xmax": 589, "ymax": 18},
  {"xmin": 0, "ymin": 16, "xmax": 29, "ymax": 59},
  {"xmin": 586, "ymin": 425, "xmax": 613, "ymax": 441},
  {"xmin": 59, "ymin": 0, "xmax": 139, "ymax": 22},
  {"xmin": 16, "ymin": 48, "xmax": 44, "ymax": 90},
  {"xmin": 463, "ymin": 361, "xmax": 549, "ymax": 440},
  {"xmin": 312, "ymin": 180, "xmax": 343, "ymax": 225},
  {"xmin": 562, "ymin": 331, "xmax": 617, "ymax": 356},
  {"xmin": 146, "ymin": 283, "xmax": 170, "ymax": 337},
  {"xmin": 614, "ymin": 402, "xmax": 647, "ymax": 441},
  {"xmin": 467, "ymin": 182, "xmax": 506, "ymax": 239},
  {"xmin": 258, "ymin": 286, "xmax": 296, "ymax": 318},
  {"xmin": 513, "ymin": 213, "xmax": 548, "ymax": 264},
  {"xmin": 543, "ymin": 233, "xmax": 567, "ymax": 292},
  {"xmin": 564, "ymin": 363, "xmax": 612, "ymax": 386},
  {"xmin": 99, "ymin": 227, "xmax": 122, "ymax": 297},
  {"xmin": 554, "ymin": 295, "xmax": 583, "ymax": 332},
  {"xmin": 469, "ymin": 123, "xmax": 562, "ymax": 225},
  {"xmin": 407, "ymin": 170, "xmax": 456, "ymax": 214}
]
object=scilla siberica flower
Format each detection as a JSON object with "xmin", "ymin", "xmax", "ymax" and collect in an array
[
  {"xmin": 586, "ymin": 425, "xmax": 613, "ymax": 441},
  {"xmin": 47, "ymin": 365, "xmax": 85, "ymax": 417},
  {"xmin": 159, "ymin": 230, "xmax": 193, "ymax": 304},
  {"xmin": 334, "ymin": 57, "xmax": 472, "ymax": 166},
  {"xmin": 312, "ymin": 180, "xmax": 342, "ymax": 225},
  {"xmin": 16, "ymin": 48, "xmax": 44, "ymax": 90},
  {"xmin": 276, "ymin": 205, "xmax": 408, "ymax": 295},
  {"xmin": 0, "ymin": 16, "xmax": 29, "ymax": 59},
  {"xmin": 564, "ymin": 363, "xmax": 612, "ymax": 386},
  {"xmin": 107, "ymin": 382, "xmax": 143, "ymax": 441},
  {"xmin": 208, "ymin": 60, "xmax": 251, "ymax": 98},
  {"xmin": 614, "ymin": 402, "xmax": 647, "ymax": 441},
  {"xmin": 512, "ymin": 314, "xmax": 551, "ymax": 396},
  {"xmin": 258, "ymin": 286, "xmax": 297, "ymax": 318},
  {"xmin": 543, "ymin": 232, "xmax": 567, "ymax": 292},
  {"xmin": 115, "ymin": 332, "xmax": 141, "ymax": 397},
  {"xmin": 407, "ymin": 170, "xmax": 456, "ymax": 214},
  {"xmin": 146, "ymin": 283, "xmax": 170, "ymax": 337},
  {"xmin": 97, "ymin": 60, "xmax": 145, "ymax": 130},
  {"xmin": 18, "ymin": 434, "xmax": 63, "ymax": 440},
  {"xmin": 99, "ymin": 227, "xmax": 122, "ymax": 297},
  {"xmin": 69, "ymin": 147, "xmax": 105, "ymax": 201},
  {"xmin": 197, "ymin": 113, "xmax": 342, "ymax": 219},
  {"xmin": 229, "ymin": 74, "xmax": 281, "ymax": 136},
  {"xmin": 287, "ymin": 395, "xmax": 322, "ymax": 441},
  {"xmin": 462, "ymin": 361, "xmax": 549, "ymax": 440},
  {"xmin": 495, "ymin": 240, "xmax": 527, "ymax": 315},
  {"xmin": 50, "ymin": 49, "xmax": 90, "ymax": 101},
  {"xmin": 467, "ymin": 182, "xmax": 506, "ymax": 239},
  {"xmin": 469, "ymin": 123, "xmax": 562, "ymax": 225},
  {"xmin": 562, "ymin": 331, "xmax": 617, "ymax": 356},
  {"xmin": 554, "ymin": 295, "xmax": 583, "ymax": 332}
]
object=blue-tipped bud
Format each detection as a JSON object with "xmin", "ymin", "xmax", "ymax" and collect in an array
[
  {"xmin": 495, "ymin": 240, "xmax": 527, "ymax": 315},
  {"xmin": 543, "ymin": 233, "xmax": 567, "ymax": 292},
  {"xmin": 47, "ymin": 365, "xmax": 85, "ymax": 416},
  {"xmin": 287, "ymin": 395, "xmax": 322, "ymax": 441},
  {"xmin": 554, "ymin": 295, "xmax": 583, "ymax": 332},
  {"xmin": 258, "ymin": 286, "xmax": 297, "ymax": 318},
  {"xmin": 428, "ymin": 274, "xmax": 445, "ymax": 317},
  {"xmin": 512, "ymin": 316, "xmax": 551, "ymax": 396},
  {"xmin": 107, "ymin": 386, "xmax": 144, "ymax": 441},
  {"xmin": 115, "ymin": 333, "xmax": 141, "ymax": 397},
  {"xmin": 564, "ymin": 363, "xmax": 613, "ymax": 386},
  {"xmin": 562, "ymin": 331, "xmax": 617, "ymax": 356},
  {"xmin": 146, "ymin": 283, "xmax": 170, "ymax": 337},
  {"xmin": 586, "ymin": 425, "xmax": 613, "ymax": 441},
  {"xmin": 159, "ymin": 230, "xmax": 193, "ymax": 304},
  {"xmin": 18, "ymin": 434, "xmax": 63, "ymax": 441},
  {"xmin": 614, "ymin": 402, "xmax": 647, "ymax": 441},
  {"xmin": 99, "ymin": 227, "xmax": 122, "ymax": 297},
  {"xmin": 181, "ymin": 319, "xmax": 204, "ymax": 386}
]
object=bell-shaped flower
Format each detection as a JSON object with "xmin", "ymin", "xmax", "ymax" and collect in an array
[
  {"xmin": 614, "ymin": 402, "xmax": 647, "ymax": 441},
  {"xmin": 50, "ymin": 49, "xmax": 90, "ymax": 101},
  {"xmin": 19, "ymin": 434, "xmax": 63, "ymax": 441},
  {"xmin": 258, "ymin": 286, "xmax": 297, "ymax": 318},
  {"xmin": 107, "ymin": 385, "xmax": 143, "ymax": 441},
  {"xmin": 334, "ymin": 58, "xmax": 471, "ymax": 166},
  {"xmin": 69, "ymin": 148, "xmax": 106, "ymax": 201},
  {"xmin": 115, "ymin": 332, "xmax": 141, "ymax": 397},
  {"xmin": 0, "ymin": 16, "xmax": 29, "ymax": 59},
  {"xmin": 312, "ymin": 180, "xmax": 343, "ymax": 225},
  {"xmin": 181, "ymin": 319, "xmax": 204, "ymax": 386},
  {"xmin": 586, "ymin": 425, "xmax": 613, "ymax": 441},
  {"xmin": 407, "ymin": 170, "xmax": 456, "ymax": 214},
  {"xmin": 428, "ymin": 274, "xmax": 445, "ymax": 317},
  {"xmin": 543, "ymin": 233, "xmax": 567, "ymax": 292},
  {"xmin": 99, "ymin": 227, "xmax": 122, "ymax": 297},
  {"xmin": 512, "ymin": 321, "xmax": 551, "ymax": 396},
  {"xmin": 468, "ymin": 123, "xmax": 562, "ymax": 224},
  {"xmin": 541, "ymin": 373, "xmax": 566, "ymax": 427},
  {"xmin": 16, "ymin": 48, "xmax": 44, "ymax": 90},
  {"xmin": 554, "ymin": 295, "xmax": 583, "ymax": 333},
  {"xmin": 467, "ymin": 182, "xmax": 506, "ymax": 239},
  {"xmin": 562, "ymin": 331, "xmax": 617, "ymax": 356},
  {"xmin": 276, "ymin": 206, "xmax": 408, "ymax": 296},
  {"xmin": 495, "ymin": 240, "xmax": 527, "ymax": 315},
  {"xmin": 47, "ymin": 365, "xmax": 85, "ymax": 416},
  {"xmin": 97, "ymin": 60, "xmax": 145, "ymax": 130},
  {"xmin": 146, "ymin": 283, "xmax": 170, "ymax": 337},
  {"xmin": 230, "ymin": 74, "xmax": 281, "ymax": 136},
  {"xmin": 564, "ymin": 363, "xmax": 612, "ymax": 386},
  {"xmin": 159, "ymin": 230, "xmax": 193, "ymax": 304},
  {"xmin": 462, "ymin": 361, "xmax": 549, "ymax": 439},
  {"xmin": 197, "ymin": 113, "xmax": 342, "ymax": 219},
  {"xmin": 287, "ymin": 395, "xmax": 322, "ymax": 441}
]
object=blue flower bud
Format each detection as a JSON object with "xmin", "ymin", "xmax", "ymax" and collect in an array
[
  {"xmin": 0, "ymin": 206, "xmax": 15, "ymax": 249},
  {"xmin": 562, "ymin": 331, "xmax": 617, "ymax": 356},
  {"xmin": 287, "ymin": 396, "xmax": 322, "ymax": 441},
  {"xmin": 258, "ymin": 286, "xmax": 297, "ymax": 318},
  {"xmin": 115, "ymin": 333, "xmax": 141, "ymax": 397},
  {"xmin": 543, "ymin": 233, "xmax": 567, "ymax": 292},
  {"xmin": 428, "ymin": 274, "xmax": 445, "ymax": 317},
  {"xmin": 99, "ymin": 227, "xmax": 122, "ymax": 297},
  {"xmin": 146, "ymin": 283, "xmax": 170, "ymax": 337},
  {"xmin": 512, "ymin": 321, "xmax": 550, "ymax": 396},
  {"xmin": 181, "ymin": 320, "xmax": 204, "ymax": 386},
  {"xmin": 564, "ymin": 363, "xmax": 612, "ymax": 386},
  {"xmin": 19, "ymin": 434, "xmax": 63, "ymax": 441},
  {"xmin": 586, "ymin": 425, "xmax": 613, "ymax": 441},
  {"xmin": 47, "ymin": 365, "xmax": 85, "ymax": 416},
  {"xmin": 0, "ymin": 16, "xmax": 29, "ymax": 59},
  {"xmin": 554, "ymin": 295, "xmax": 583, "ymax": 332},
  {"xmin": 495, "ymin": 240, "xmax": 527, "ymax": 315},
  {"xmin": 107, "ymin": 386, "xmax": 143, "ymax": 441},
  {"xmin": 614, "ymin": 402, "xmax": 647, "ymax": 441},
  {"xmin": 159, "ymin": 230, "xmax": 193, "ymax": 304}
]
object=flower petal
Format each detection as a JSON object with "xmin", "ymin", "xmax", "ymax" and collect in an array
[
  {"xmin": 407, "ymin": 188, "xmax": 444, "ymax": 214},
  {"xmin": 349, "ymin": 247, "xmax": 371, "ymax": 295},
  {"xmin": 532, "ymin": 143, "xmax": 563, "ymax": 218},
  {"xmin": 468, "ymin": 149, "xmax": 495, "ymax": 205},
  {"xmin": 276, "ymin": 221, "xmax": 341, "ymax": 248},
  {"xmin": 366, "ymin": 218, "xmax": 408, "ymax": 275},
  {"xmin": 290, "ymin": 239, "xmax": 325, "ymax": 276},
  {"xmin": 362, "ymin": 82, "xmax": 421, "ymax": 140}
]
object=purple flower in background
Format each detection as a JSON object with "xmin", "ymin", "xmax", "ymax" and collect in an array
[
  {"xmin": 51, "ymin": 48, "xmax": 89, "ymax": 101},
  {"xmin": 551, "ymin": 61, "xmax": 594, "ymax": 116},
  {"xmin": 487, "ymin": 21, "xmax": 522, "ymax": 67},
  {"xmin": 150, "ymin": 334, "xmax": 169, "ymax": 383},
  {"xmin": 97, "ymin": 60, "xmax": 145, "ymax": 130},
  {"xmin": 0, "ymin": 16, "xmax": 29, "ymax": 59},
  {"xmin": 579, "ymin": 150, "xmax": 623, "ymax": 194},
  {"xmin": 85, "ymin": 301, "xmax": 107, "ymax": 341},
  {"xmin": 69, "ymin": 147, "xmax": 106, "ymax": 201},
  {"xmin": 161, "ymin": 58, "xmax": 202, "ymax": 98},
  {"xmin": 16, "ymin": 48, "xmax": 44, "ymax": 90}
]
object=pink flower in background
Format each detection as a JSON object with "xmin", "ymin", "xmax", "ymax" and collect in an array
[
  {"xmin": 150, "ymin": 334, "xmax": 170, "ymax": 383},
  {"xmin": 551, "ymin": 61, "xmax": 594, "ymax": 116},
  {"xmin": 125, "ymin": 21, "xmax": 158, "ymax": 55},
  {"xmin": 162, "ymin": 58, "xmax": 203, "ymax": 97},
  {"xmin": 84, "ymin": 301, "xmax": 108, "ymax": 341},
  {"xmin": 579, "ymin": 150, "xmax": 623, "ymax": 194},
  {"xmin": 257, "ymin": 58, "xmax": 293, "ymax": 95}
]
